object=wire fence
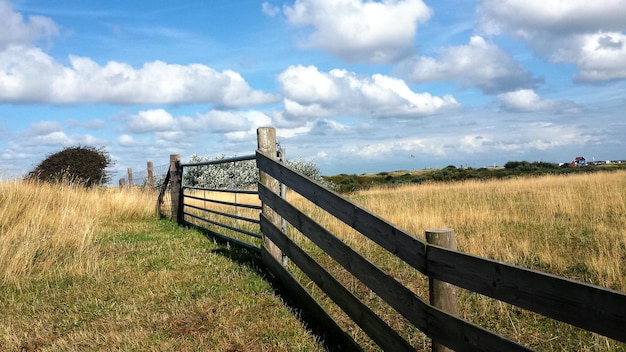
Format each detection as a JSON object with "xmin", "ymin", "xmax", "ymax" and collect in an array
[
  {"xmin": 120, "ymin": 162, "xmax": 169, "ymax": 190},
  {"xmin": 119, "ymin": 162, "xmax": 172, "ymax": 218}
]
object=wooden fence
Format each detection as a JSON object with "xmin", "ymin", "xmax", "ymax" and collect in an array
[{"xmin": 162, "ymin": 127, "xmax": 626, "ymax": 351}]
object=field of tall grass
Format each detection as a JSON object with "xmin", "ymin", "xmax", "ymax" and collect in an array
[
  {"xmin": 0, "ymin": 181, "xmax": 153, "ymax": 286},
  {"xmin": 279, "ymin": 170, "xmax": 626, "ymax": 351},
  {"xmin": 182, "ymin": 169, "xmax": 626, "ymax": 350},
  {"xmin": 4, "ymin": 169, "xmax": 625, "ymax": 351},
  {"xmin": 0, "ymin": 180, "xmax": 323, "ymax": 351}
]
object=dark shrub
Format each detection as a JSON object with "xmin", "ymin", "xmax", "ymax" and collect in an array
[{"xmin": 28, "ymin": 146, "xmax": 113, "ymax": 187}]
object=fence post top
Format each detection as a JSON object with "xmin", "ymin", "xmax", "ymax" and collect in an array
[{"xmin": 426, "ymin": 228, "xmax": 454, "ymax": 233}]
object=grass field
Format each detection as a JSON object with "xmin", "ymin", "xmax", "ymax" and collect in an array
[
  {"xmin": 0, "ymin": 181, "xmax": 323, "ymax": 351},
  {"xmin": 281, "ymin": 170, "xmax": 626, "ymax": 351},
  {"xmin": 181, "ymin": 169, "xmax": 626, "ymax": 350},
  {"xmin": 2, "ymin": 170, "xmax": 625, "ymax": 351}
]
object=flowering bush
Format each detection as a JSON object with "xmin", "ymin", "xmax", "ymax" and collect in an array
[{"xmin": 183, "ymin": 153, "xmax": 336, "ymax": 190}]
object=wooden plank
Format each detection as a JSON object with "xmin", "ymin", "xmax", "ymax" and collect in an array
[
  {"xmin": 183, "ymin": 193, "xmax": 262, "ymax": 210},
  {"xmin": 260, "ymin": 247, "xmax": 363, "ymax": 352},
  {"xmin": 427, "ymin": 246, "xmax": 626, "ymax": 343},
  {"xmin": 184, "ymin": 202, "xmax": 260, "ymax": 225},
  {"xmin": 184, "ymin": 185, "xmax": 258, "ymax": 195},
  {"xmin": 259, "ymin": 184, "xmax": 530, "ymax": 352},
  {"xmin": 185, "ymin": 222, "xmax": 261, "ymax": 252},
  {"xmin": 181, "ymin": 154, "xmax": 256, "ymax": 167},
  {"xmin": 261, "ymin": 216, "xmax": 415, "ymax": 351},
  {"xmin": 183, "ymin": 211, "xmax": 262, "ymax": 239},
  {"xmin": 424, "ymin": 304, "xmax": 532, "ymax": 352},
  {"xmin": 256, "ymin": 152, "xmax": 427, "ymax": 273}
]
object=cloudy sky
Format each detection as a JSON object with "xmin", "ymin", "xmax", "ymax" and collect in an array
[{"xmin": 1, "ymin": 0, "xmax": 625, "ymax": 182}]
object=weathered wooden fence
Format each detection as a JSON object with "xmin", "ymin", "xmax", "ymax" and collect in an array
[{"xmin": 162, "ymin": 127, "xmax": 626, "ymax": 351}]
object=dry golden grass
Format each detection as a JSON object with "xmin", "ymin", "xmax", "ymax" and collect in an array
[
  {"xmin": 0, "ymin": 181, "xmax": 155, "ymax": 286},
  {"xmin": 1, "ymin": 181, "xmax": 322, "ymax": 351},
  {"xmin": 348, "ymin": 171, "xmax": 626, "ymax": 291},
  {"xmin": 0, "ymin": 182, "xmax": 147, "ymax": 283},
  {"xmin": 280, "ymin": 170, "xmax": 626, "ymax": 350},
  {"xmin": 11, "ymin": 170, "xmax": 620, "ymax": 350}
]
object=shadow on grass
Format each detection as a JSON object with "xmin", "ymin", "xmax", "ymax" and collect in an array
[{"xmin": 187, "ymin": 223, "xmax": 361, "ymax": 352}]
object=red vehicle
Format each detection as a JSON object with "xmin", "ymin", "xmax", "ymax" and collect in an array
[{"xmin": 569, "ymin": 156, "xmax": 586, "ymax": 167}]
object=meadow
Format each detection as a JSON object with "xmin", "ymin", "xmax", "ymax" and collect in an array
[
  {"xmin": 0, "ymin": 181, "xmax": 323, "ymax": 351},
  {"xmin": 2, "ymin": 169, "xmax": 625, "ymax": 351},
  {"xmin": 280, "ymin": 170, "xmax": 626, "ymax": 351},
  {"xmin": 181, "ymin": 169, "xmax": 626, "ymax": 350}
]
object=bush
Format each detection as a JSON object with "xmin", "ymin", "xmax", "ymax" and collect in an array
[
  {"xmin": 27, "ymin": 146, "xmax": 113, "ymax": 187},
  {"xmin": 504, "ymin": 161, "xmax": 559, "ymax": 171},
  {"xmin": 184, "ymin": 154, "xmax": 257, "ymax": 189},
  {"xmin": 183, "ymin": 154, "xmax": 335, "ymax": 190}
]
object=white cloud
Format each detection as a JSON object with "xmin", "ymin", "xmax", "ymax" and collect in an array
[
  {"xmin": 197, "ymin": 110, "xmax": 272, "ymax": 133},
  {"xmin": 261, "ymin": 2, "xmax": 280, "ymax": 17},
  {"xmin": 478, "ymin": 0, "xmax": 626, "ymax": 82},
  {"xmin": 29, "ymin": 130, "xmax": 103, "ymax": 147},
  {"xmin": 347, "ymin": 119, "xmax": 596, "ymax": 162},
  {"xmin": 282, "ymin": 0, "xmax": 431, "ymax": 63},
  {"xmin": 124, "ymin": 108, "xmax": 275, "ymax": 139},
  {"xmin": 117, "ymin": 134, "xmax": 135, "ymax": 146},
  {"xmin": 34, "ymin": 131, "xmax": 70, "ymax": 146},
  {"xmin": 395, "ymin": 36, "xmax": 541, "ymax": 94},
  {"xmin": 572, "ymin": 32, "xmax": 626, "ymax": 82},
  {"xmin": 0, "ymin": 46, "xmax": 278, "ymax": 106},
  {"xmin": 127, "ymin": 109, "xmax": 177, "ymax": 133},
  {"xmin": 0, "ymin": 0, "xmax": 59, "ymax": 50},
  {"xmin": 277, "ymin": 65, "xmax": 459, "ymax": 119},
  {"xmin": 497, "ymin": 89, "xmax": 579, "ymax": 112},
  {"xmin": 155, "ymin": 131, "xmax": 185, "ymax": 142},
  {"xmin": 0, "ymin": 1, "xmax": 276, "ymax": 106},
  {"xmin": 352, "ymin": 137, "xmax": 443, "ymax": 158},
  {"xmin": 194, "ymin": 110, "xmax": 249, "ymax": 132},
  {"xmin": 67, "ymin": 118, "xmax": 106, "ymax": 130},
  {"xmin": 30, "ymin": 120, "xmax": 62, "ymax": 136},
  {"xmin": 308, "ymin": 119, "xmax": 350, "ymax": 135},
  {"xmin": 478, "ymin": 0, "xmax": 626, "ymax": 38}
]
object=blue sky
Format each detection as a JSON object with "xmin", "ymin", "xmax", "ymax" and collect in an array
[{"xmin": 1, "ymin": 0, "xmax": 625, "ymax": 182}]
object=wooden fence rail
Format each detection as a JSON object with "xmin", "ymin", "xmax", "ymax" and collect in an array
[{"xmin": 165, "ymin": 127, "xmax": 626, "ymax": 351}]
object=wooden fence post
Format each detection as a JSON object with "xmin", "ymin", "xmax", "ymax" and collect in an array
[
  {"xmin": 426, "ymin": 228, "xmax": 459, "ymax": 352},
  {"xmin": 169, "ymin": 154, "xmax": 183, "ymax": 224},
  {"xmin": 119, "ymin": 178, "xmax": 126, "ymax": 189},
  {"xmin": 257, "ymin": 127, "xmax": 284, "ymax": 264},
  {"xmin": 147, "ymin": 161, "xmax": 154, "ymax": 188},
  {"xmin": 127, "ymin": 168, "xmax": 133, "ymax": 187}
]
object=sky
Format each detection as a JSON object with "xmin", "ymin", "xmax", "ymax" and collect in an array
[{"xmin": 1, "ymin": 0, "xmax": 625, "ymax": 182}]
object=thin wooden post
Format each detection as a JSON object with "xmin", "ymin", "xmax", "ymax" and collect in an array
[
  {"xmin": 169, "ymin": 154, "xmax": 183, "ymax": 224},
  {"xmin": 119, "ymin": 178, "xmax": 126, "ymax": 189},
  {"xmin": 257, "ymin": 127, "xmax": 284, "ymax": 264},
  {"xmin": 147, "ymin": 161, "xmax": 154, "ymax": 188},
  {"xmin": 127, "ymin": 168, "xmax": 134, "ymax": 188},
  {"xmin": 277, "ymin": 144, "xmax": 288, "ymax": 266},
  {"xmin": 426, "ymin": 228, "xmax": 459, "ymax": 352}
]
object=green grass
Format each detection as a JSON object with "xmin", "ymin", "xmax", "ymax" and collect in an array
[{"xmin": 1, "ymin": 216, "xmax": 324, "ymax": 351}]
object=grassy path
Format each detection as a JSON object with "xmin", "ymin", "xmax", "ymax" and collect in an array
[{"xmin": 1, "ymin": 218, "xmax": 324, "ymax": 351}]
